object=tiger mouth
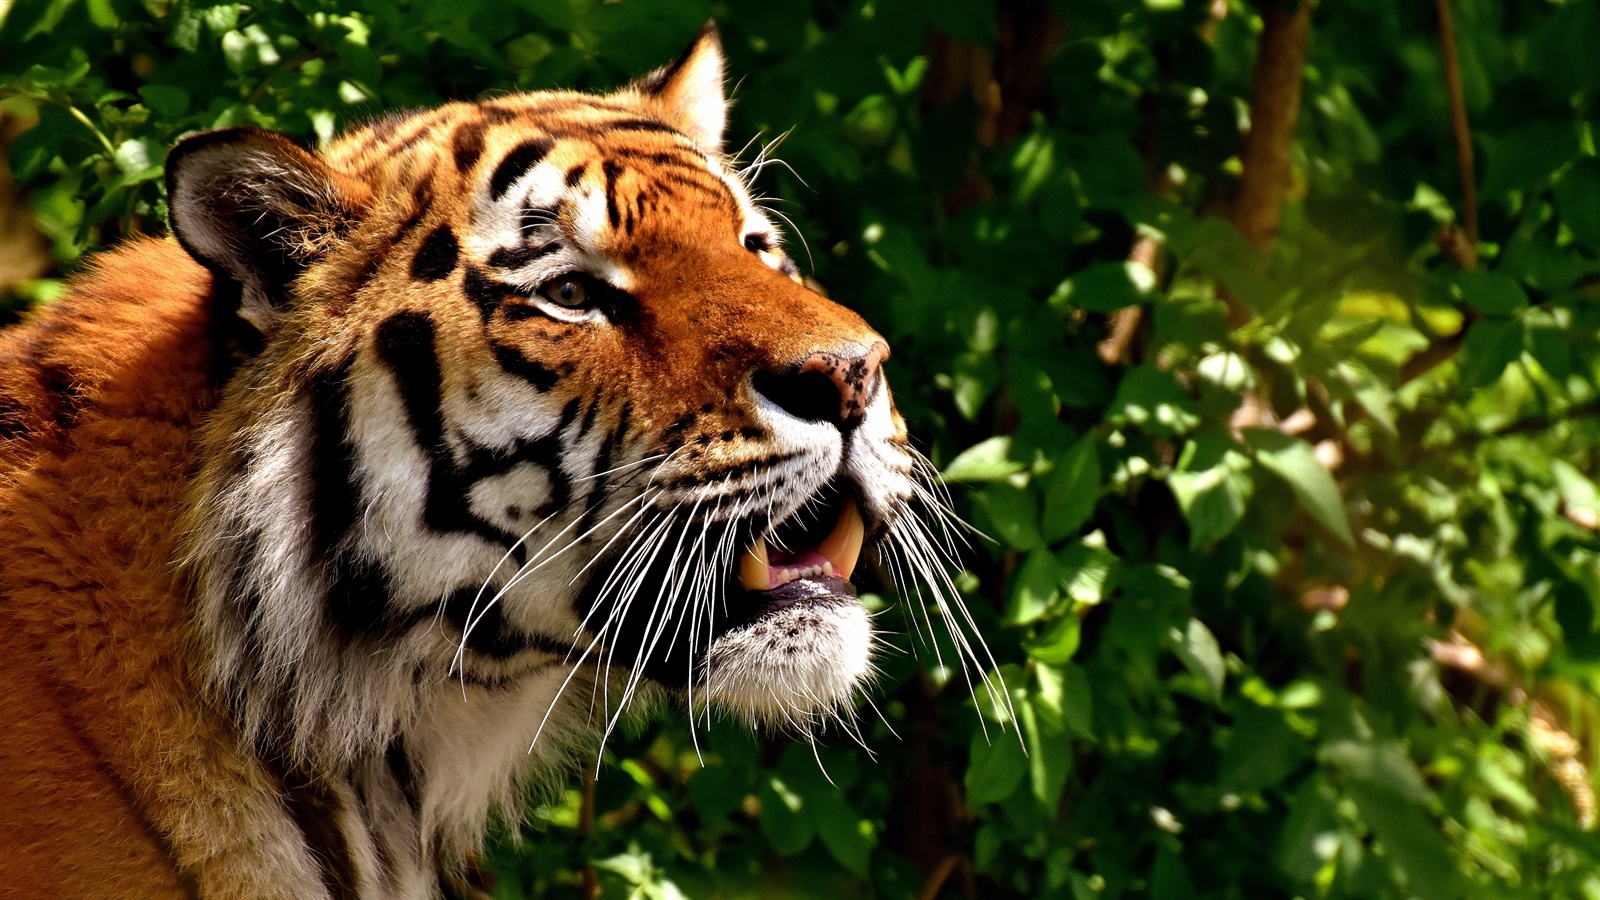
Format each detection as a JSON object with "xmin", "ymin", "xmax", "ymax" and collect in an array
[{"xmin": 734, "ymin": 484, "xmax": 865, "ymax": 604}]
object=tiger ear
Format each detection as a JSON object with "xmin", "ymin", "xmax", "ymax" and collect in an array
[
  {"xmin": 631, "ymin": 22, "xmax": 727, "ymax": 153},
  {"xmin": 167, "ymin": 127, "xmax": 364, "ymax": 335}
]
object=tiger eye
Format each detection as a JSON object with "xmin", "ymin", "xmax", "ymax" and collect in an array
[{"xmin": 543, "ymin": 276, "xmax": 588, "ymax": 308}]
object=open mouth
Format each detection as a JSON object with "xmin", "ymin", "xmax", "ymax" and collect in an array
[{"xmin": 735, "ymin": 483, "xmax": 865, "ymax": 602}]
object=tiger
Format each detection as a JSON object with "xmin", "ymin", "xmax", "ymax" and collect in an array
[{"xmin": 0, "ymin": 23, "xmax": 975, "ymax": 900}]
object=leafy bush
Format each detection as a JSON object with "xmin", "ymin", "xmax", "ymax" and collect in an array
[{"xmin": 5, "ymin": 0, "xmax": 1600, "ymax": 897}]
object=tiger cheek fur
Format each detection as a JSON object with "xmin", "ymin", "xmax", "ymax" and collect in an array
[{"xmin": 0, "ymin": 23, "xmax": 964, "ymax": 900}]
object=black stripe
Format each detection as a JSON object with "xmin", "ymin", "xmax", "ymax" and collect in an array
[
  {"xmin": 37, "ymin": 364, "xmax": 85, "ymax": 430},
  {"xmin": 564, "ymin": 163, "xmax": 586, "ymax": 186},
  {"xmin": 492, "ymin": 344, "xmax": 559, "ymax": 391},
  {"xmin": 385, "ymin": 739, "xmax": 421, "ymax": 814},
  {"xmin": 545, "ymin": 119, "xmax": 686, "ymax": 141},
  {"xmin": 603, "ymin": 159, "xmax": 624, "ymax": 230},
  {"xmin": 366, "ymin": 111, "xmax": 405, "ymax": 143},
  {"xmin": 627, "ymin": 191, "xmax": 647, "ymax": 235},
  {"xmin": 355, "ymin": 110, "xmax": 445, "ymax": 175},
  {"xmin": 307, "ymin": 360, "xmax": 402, "ymax": 640},
  {"xmin": 490, "ymin": 137, "xmax": 554, "ymax": 201},
  {"xmin": 611, "ymin": 147, "xmax": 705, "ymax": 169},
  {"xmin": 576, "ymin": 392, "xmax": 602, "ymax": 439},
  {"xmin": 282, "ymin": 774, "xmax": 360, "ymax": 899},
  {"xmin": 0, "ymin": 391, "xmax": 28, "ymax": 440},
  {"xmin": 600, "ymin": 117, "xmax": 683, "ymax": 135},
  {"xmin": 661, "ymin": 411, "xmax": 696, "ymax": 444},
  {"xmin": 410, "ymin": 225, "xmax": 459, "ymax": 282},
  {"xmin": 463, "ymin": 266, "xmax": 505, "ymax": 321},
  {"xmin": 451, "ymin": 119, "xmax": 487, "ymax": 173},
  {"xmin": 487, "ymin": 242, "xmax": 558, "ymax": 270},
  {"xmin": 650, "ymin": 167, "xmax": 736, "ymax": 206},
  {"xmin": 353, "ymin": 182, "xmax": 432, "ymax": 291},
  {"xmin": 307, "ymin": 362, "xmax": 361, "ymax": 568},
  {"xmin": 374, "ymin": 312, "xmax": 455, "ymax": 537},
  {"xmin": 579, "ymin": 400, "xmax": 628, "ymax": 533}
]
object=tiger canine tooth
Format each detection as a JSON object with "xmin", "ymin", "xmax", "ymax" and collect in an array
[
  {"xmin": 817, "ymin": 497, "xmax": 865, "ymax": 580},
  {"xmin": 737, "ymin": 496, "xmax": 866, "ymax": 591},
  {"xmin": 738, "ymin": 537, "xmax": 771, "ymax": 591}
]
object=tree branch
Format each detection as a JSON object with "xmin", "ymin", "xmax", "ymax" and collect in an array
[{"xmin": 1230, "ymin": 0, "xmax": 1313, "ymax": 254}]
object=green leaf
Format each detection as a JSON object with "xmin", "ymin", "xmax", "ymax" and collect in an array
[
  {"xmin": 1277, "ymin": 775, "xmax": 1342, "ymax": 883},
  {"xmin": 1454, "ymin": 270, "xmax": 1528, "ymax": 317},
  {"xmin": 1108, "ymin": 366, "xmax": 1201, "ymax": 436},
  {"xmin": 808, "ymin": 790, "xmax": 872, "ymax": 876},
  {"xmin": 1456, "ymin": 319, "xmax": 1524, "ymax": 389},
  {"xmin": 1552, "ymin": 459, "xmax": 1600, "ymax": 523},
  {"xmin": 1056, "ymin": 538, "xmax": 1116, "ymax": 606},
  {"xmin": 1170, "ymin": 617, "xmax": 1225, "ymax": 702},
  {"xmin": 965, "ymin": 730, "xmax": 1028, "ymax": 805},
  {"xmin": 686, "ymin": 767, "xmax": 746, "ymax": 821},
  {"xmin": 112, "ymin": 138, "xmax": 161, "ymax": 182},
  {"xmin": 1244, "ymin": 429, "xmax": 1354, "ymax": 546},
  {"xmin": 1150, "ymin": 847, "xmax": 1196, "ymax": 900},
  {"xmin": 952, "ymin": 350, "xmax": 1001, "ymax": 421},
  {"xmin": 1026, "ymin": 614, "xmax": 1081, "ymax": 665},
  {"xmin": 1020, "ymin": 700, "xmax": 1072, "ymax": 813},
  {"xmin": 137, "ymin": 84, "xmax": 189, "ymax": 119},
  {"xmin": 1041, "ymin": 436, "xmax": 1101, "ymax": 542},
  {"xmin": 1008, "ymin": 549, "xmax": 1061, "ymax": 625},
  {"xmin": 1322, "ymin": 739, "xmax": 1432, "ymax": 802},
  {"xmin": 1218, "ymin": 704, "xmax": 1310, "ymax": 793},
  {"xmin": 1554, "ymin": 157, "xmax": 1600, "ymax": 252},
  {"xmin": 1055, "ymin": 260, "xmax": 1158, "ymax": 312},
  {"xmin": 221, "ymin": 29, "xmax": 251, "ymax": 73},
  {"xmin": 944, "ymin": 436, "xmax": 1025, "ymax": 483},
  {"xmin": 974, "ymin": 663, "xmax": 1027, "ymax": 725},
  {"xmin": 1345, "ymin": 782, "xmax": 1462, "ymax": 900},
  {"xmin": 976, "ymin": 484, "xmax": 1043, "ymax": 551},
  {"xmin": 1034, "ymin": 662, "xmax": 1095, "ymax": 739},
  {"xmin": 1169, "ymin": 431, "xmax": 1255, "ymax": 547},
  {"xmin": 758, "ymin": 775, "xmax": 814, "ymax": 856}
]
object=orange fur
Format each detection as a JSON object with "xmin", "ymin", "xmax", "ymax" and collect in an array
[{"xmin": 0, "ymin": 239, "xmax": 321, "ymax": 898}]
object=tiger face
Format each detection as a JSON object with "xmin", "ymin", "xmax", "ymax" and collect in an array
[{"xmin": 169, "ymin": 23, "xmax": 951, "ymax": 832}]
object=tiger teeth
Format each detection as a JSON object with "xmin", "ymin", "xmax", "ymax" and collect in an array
[
  {"xmin": 735, "ymin": 497, "xmax": 864, "ymax": 592},
  {"xmin": 738, "ymin": 537, "xmax": 771, "ymax": 591}
]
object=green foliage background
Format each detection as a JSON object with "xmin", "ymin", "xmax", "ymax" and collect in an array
[{"xmin": 6, "ymin": 0, "xmax": 1600, "ymax": 897}]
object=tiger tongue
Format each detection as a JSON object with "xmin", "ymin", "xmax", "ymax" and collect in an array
[{"xmin": 737, "ymin": 497, "xmax": 864, "ymax": 592}]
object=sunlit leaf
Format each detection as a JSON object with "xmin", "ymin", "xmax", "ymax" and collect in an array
[
  {"xmin": 944, "ymin": 436, "xmax": 1025, "ymax": 483},
  {"xmin": 1170, "ymin": 617, "xmax": 1225, "ymax": 703}
]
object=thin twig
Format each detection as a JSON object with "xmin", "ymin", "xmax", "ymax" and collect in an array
[
  {"xmin": 580, "ymin": 771, "xmax": 600, "ymax": 900},
  {"xmin": 916, "ymin": 854, "xmax": 963, "ymax": 900},
  {"xmin": 1435, "ymin": 0, "xmax": 1478, "ymax": 267},
  {"xmin": 64, "ymin": 103, "xmax": 117, "ymax": 157}
]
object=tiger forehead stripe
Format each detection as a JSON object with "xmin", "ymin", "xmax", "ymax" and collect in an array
[{"xmin": 491, "ymin": 137, "xmax": 555, "ymax": 201}]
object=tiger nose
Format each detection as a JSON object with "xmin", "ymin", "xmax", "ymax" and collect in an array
[{"xmin": 753, "ymin": 343, "xmax": 888, "ymax": 430}]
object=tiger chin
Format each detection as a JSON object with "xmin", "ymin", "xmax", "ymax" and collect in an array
[{"xmin": 0, "ymin": 23, "xmax": 951, "ymax": 900}]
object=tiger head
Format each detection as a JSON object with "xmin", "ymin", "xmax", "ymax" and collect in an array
[{"xmin": 170, "ymin": 25, "xmax": 956, "ymax": 782}]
